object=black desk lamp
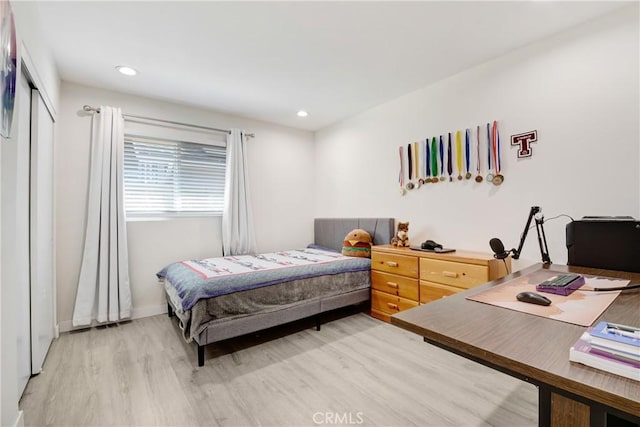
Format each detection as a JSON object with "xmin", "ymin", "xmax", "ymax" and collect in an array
[{"xmin": 490, "ymin": 206, "xmax": 551, "ymax": 265}]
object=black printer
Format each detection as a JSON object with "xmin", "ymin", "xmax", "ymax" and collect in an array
[{"xmin": 566, "ymin": 217, "xmax": 640, "ymax": 273}]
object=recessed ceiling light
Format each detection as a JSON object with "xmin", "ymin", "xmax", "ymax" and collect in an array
[
  {"xmin": 297, "ymin": 110, "xmax": 308, "ymax": 117},
  {"xmin": 116, "ymin": 66, "xmax": 137, "ymax": 76}
]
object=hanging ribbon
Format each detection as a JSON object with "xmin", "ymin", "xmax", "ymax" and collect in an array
[
  {"xmin": 439, "ymin": 135, "xmax": 445, "ymax": 181},
  {"xmin": 492, "ymin": 121, "xmax": 504, "ymax": 185},
  {"xmin": 475, "ymin": 125, "xmax": 483, "ymax": 182},
  {"xmin": 425, "ymin": 139, "xmax": 431, "ymax": 183},
  {"xmin": 431, "ymin": 137, "xmax": 438, "ymax": 183},
  {"xmin": 447, "ymin": 133, "xmax": 453, "ymax": 181},
  {"xmin": 465, "ymin": 128, "xmax": 471, "ymax": 179},
  {"xmin": 407, "ymin": 144, "xmax": 413, "ymax": 182},
  {"xmin": 413, "ymin": 142, "xmax": 420, "ymax": 185},
  {"xmin": 398, "ymin": 146, "xmax": 405, "ymax": 194},
  {"xmin": 486, "ymin": 123, "xmax": 494, "ymax": 182},
  {"xmin": 413, "ymin": 142, "xmax": 421, "ymax": 187},
  {"xmin": 455, "ymin": 131, "xmax": 463, "ymax": 180}
]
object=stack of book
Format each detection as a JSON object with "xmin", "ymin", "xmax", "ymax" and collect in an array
[{"xmin": 570, "ymin": 321, "xmax": 640, "ymax": 381}]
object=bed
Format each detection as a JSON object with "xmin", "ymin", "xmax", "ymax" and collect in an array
[{"xmin": 159, "ymin": 217, "xmax": 395, "ymax": 366}]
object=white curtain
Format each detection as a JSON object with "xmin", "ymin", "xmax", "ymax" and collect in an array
[
  {"xmin": 222, "ymin": 128, "xmax": 257, "ymax": 255},
  {"xmin": 72, "ymin": 106, "xmax": 131, "ymax": 326}
]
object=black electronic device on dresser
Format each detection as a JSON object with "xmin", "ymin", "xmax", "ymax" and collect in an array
[{"xmin": 566, "ymin": 217, "xmax": 640, "ymax": 273}]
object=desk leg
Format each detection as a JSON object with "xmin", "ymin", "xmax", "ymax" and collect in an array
[
  {"xmin": 589, "ymin": 407, "xmax": 606, "ymax": 427},
  {"xmin": 539, "ymin": 385, "xmax": 551, "ymax": 427}
]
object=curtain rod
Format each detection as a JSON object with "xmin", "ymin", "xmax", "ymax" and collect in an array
[{"xmin": 82, "ymin": 105, "xmax": 255, "ymax": 138}]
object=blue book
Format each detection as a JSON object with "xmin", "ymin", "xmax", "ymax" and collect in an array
[{"xmin": 589, "ymin": 321, "xmax": 640, "ymax": 348}]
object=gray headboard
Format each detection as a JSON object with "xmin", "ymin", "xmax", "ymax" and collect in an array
[{"xmin": 314, "ymin": 218, "xmax": 395, "ymax": 252}]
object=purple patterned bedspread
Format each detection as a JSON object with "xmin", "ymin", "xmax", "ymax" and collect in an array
[{"xmin": 157, "ymin": 248, "xmax": 371, "ymax": 311}]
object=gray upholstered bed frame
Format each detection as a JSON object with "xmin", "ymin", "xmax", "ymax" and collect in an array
[{"xmin": 166, "ymin": 217, "xmax": 394, "ymax": 366}]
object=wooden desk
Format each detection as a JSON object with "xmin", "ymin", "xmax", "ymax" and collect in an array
[{"xmin": 391, "ymin": 264, "xmax": 640, "ymax": 427}]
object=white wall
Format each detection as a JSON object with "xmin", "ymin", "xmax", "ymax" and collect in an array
[
  {"xmin": 2, "ymin": 2, "xmax": 60, "ymax": 426},
  {"xmin": 314, "ymin": 6, "xmax": 639, "ymax": 270},
  {"xmin": 11, "ymin": 2, "xmax": 60, "ymax": 115},
  {"xmin": 56, "ymin": 82, "xmax": 315, "ymax": 331}
]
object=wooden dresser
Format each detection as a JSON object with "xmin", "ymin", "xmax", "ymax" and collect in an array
[{"xmin": 370, "ymin": 245, "xmax": 510, "ymax": 322}]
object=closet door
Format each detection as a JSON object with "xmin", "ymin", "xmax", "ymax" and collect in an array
[
  {"xmin": 1, "ymin": 69, "xmax": 33, "ymax": 397},
  {"xmin": 29, "ymin": 89, "xmax": 55, "ymax": 374}
]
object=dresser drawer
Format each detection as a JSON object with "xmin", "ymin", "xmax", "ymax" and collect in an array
[
  {"xmin": 420, "ymin": 258, "xmax": 488, "ymax": 289},
  {"xmin": 371, "ymin": 251, "xmax": 419, "ymax": 278},
  {"xmin": 371, "ymin": 290, "xmax": 418, "ymax": 315},
  {"xmin": 371, "ymin": 270, "xmax": 419, "ymax": 301},
  {"xmin": 420, "ymin": 280, "xmax": 461, "ymax": 304}
]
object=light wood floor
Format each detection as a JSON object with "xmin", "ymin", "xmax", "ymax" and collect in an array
[{"xmin": 20, "ymin": 310, "xmax": 537, "ymax": 426}]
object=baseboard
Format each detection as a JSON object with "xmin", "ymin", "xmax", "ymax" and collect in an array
[
  {"xmin": 15, "ymin": 410, "xmax": 24, "ymax": 427},
  {"xmin": 54, "ymin": 324, "xmax": 60, "ymax": 339},
  {"xmin": 58, "ymin": 304, "xmax": 167, "ymax": 333},
  {"xmin": 131, "ymin": 304, "xmax": 167, "ymax": 320}
]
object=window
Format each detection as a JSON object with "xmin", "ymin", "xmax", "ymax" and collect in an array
[{"xmin": 123, "ymin": 135, "xmax": 226, "ymax": 218}]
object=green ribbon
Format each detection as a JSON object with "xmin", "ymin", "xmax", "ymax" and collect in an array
[{"xmin": 431, "ymin": 137, "xmax": 438, "ymax": 178}]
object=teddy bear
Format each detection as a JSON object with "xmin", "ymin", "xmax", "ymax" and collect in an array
[{"xmin": 391, "ymin": 221, "xmax": 410, "ymax": 247}]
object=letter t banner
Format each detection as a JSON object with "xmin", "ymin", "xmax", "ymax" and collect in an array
[{"xmin": 511, "ymin": 130, "xmax": 538, "ymax": 158}]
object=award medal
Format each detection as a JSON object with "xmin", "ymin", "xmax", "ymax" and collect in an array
[
  {"xmin": 406, "ymin": 144, "xmax": 414, "ymax": 190},
  {"xmin": 455, "ymin": 131, "xmax": 463, "ymax": 180},
  {"xmin": 474, "ymin": 125, "xmax": 483, "ymax": 182},
  {"xmin": 447, "ymin": 133, "xmax": 453, "ymax": 182},
  {"xmin": 491, "ymin": 121, "xmax": 504, "ymax": 185},
  {"xmin": 439, "ymin": 136, "xmax": 446, "ymax": 181},
  {"xmin": 431, "ymin": 137, "xmax": 439, "ymax": 183},
  {"xmin": 424, "ymin": 139, "xmax": 431, "ymax": 185},
  {"xmin": 398, "ymin": 146, "xmax": 406, "ymax": 195},
  {"xmin": 413, "ymin": 142, "xmax": 422, "ymax": 188},
  {"xmin": 465, "ymin": 128, "xmax": 472, "ymax": 180},
  {"xmin": 486, "ymin": 123, "xmax": 494, "ymax": 183}
]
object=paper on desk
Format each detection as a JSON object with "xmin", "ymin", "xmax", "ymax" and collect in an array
[{"xmin": 581, "ymin": 277, "xmax": 630, "ymax": 290}]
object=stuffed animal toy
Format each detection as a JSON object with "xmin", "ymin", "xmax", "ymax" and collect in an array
[
  {"xmin": 391, "ymin": 221, "xmax": 410, "ymax": 247},
  {"xmin": 342, "ymin": 229, "xmax": 373, "ymax": 258}
]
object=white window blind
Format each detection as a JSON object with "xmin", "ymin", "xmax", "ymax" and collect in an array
[{"xmin": 123, "ymin": 135, "xmax": 226, "ymax": 218}]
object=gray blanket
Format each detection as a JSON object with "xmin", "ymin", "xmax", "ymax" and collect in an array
[{"xmin": 166, "ymin": 270, "xmax": 370, "ymax": 342}]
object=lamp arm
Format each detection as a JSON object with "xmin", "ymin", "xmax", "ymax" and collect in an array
[
  {"xmin": 535, "ymin": 216, "xmax": 552, "ymax": 264},
  {"xmin": 511, "ymin": 206, "xmax": 540, "ymax": 259}
]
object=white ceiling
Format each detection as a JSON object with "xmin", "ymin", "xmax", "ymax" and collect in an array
[{"xmin": 34, "ymin": 1, "xmax": 628, "ymax": 131}]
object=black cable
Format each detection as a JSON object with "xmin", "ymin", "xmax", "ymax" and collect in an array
[
  {"xmin": 527, "ymin": 213, "xmax": 575, "ymax": 231},
  {"xmin": 580, "ymin": 284, "xmax": 640, "ymax": 292},
  {"xmin": 544, "ymin": 213, "xmax": 575, "ymax": 222},
  {"xmin": 502, "ymin": 258, "xmax": 510, "ymax": 275}
]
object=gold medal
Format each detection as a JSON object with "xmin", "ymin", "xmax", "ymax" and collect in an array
[
  {"xmin": 406, "ymin": 182, "xmax": 415, "ymax": 190},
  {"xmin": 440, "ymin": 176, "xmax": 445, "ymax": 182},
  {"xmin": 474, "ymin": 126, "xmax": 483, "ymax": 184},
  {"xmin": 465, "ymin": 172, "xmax": 472, "ymax": 180},
  {"xmin": 490, "ymin": 122, "xmax": 504, "ymax": 187},
  {"xmin": 432, "ymin": 177, "xmax": 439, "ymax": 183}
]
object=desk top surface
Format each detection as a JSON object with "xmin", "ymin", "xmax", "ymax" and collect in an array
[{"xmin": 391, "ymin": 263, "xmax": 640, "ymax": 417}]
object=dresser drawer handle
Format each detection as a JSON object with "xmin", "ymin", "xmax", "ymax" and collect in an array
[
  {"xmin": 443, "ymin": 271, "xmax": 458, "ymax": 278},
  {"xmin": 385, "ymin": 261, "xmax": 399, "ymax": 267},
  {"xmin": 386, "ymin": 302, "xmax": 399, "ymax": 310},
  {"xmin": 386, "ymin": 282, "xmax": 398, "ymax": 289}
]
